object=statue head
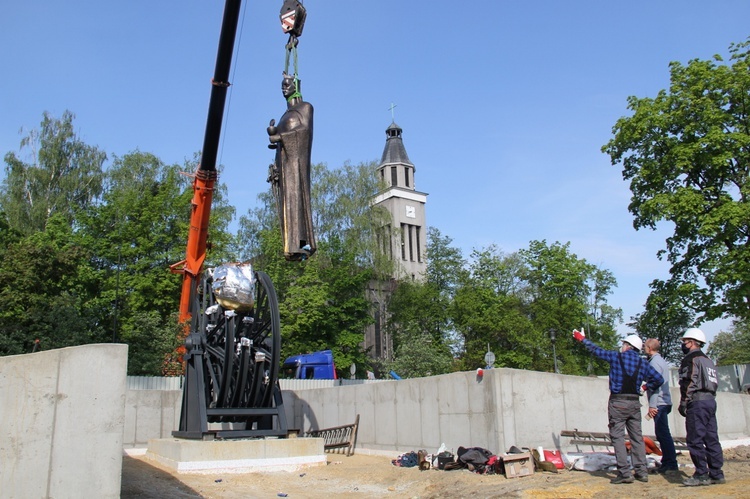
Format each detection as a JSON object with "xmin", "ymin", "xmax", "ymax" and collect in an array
[{"xmin": 282, "ymin": 72, "xmax": 302, "ymax": 101}]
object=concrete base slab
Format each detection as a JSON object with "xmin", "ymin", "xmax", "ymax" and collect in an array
[{"xmin": 146, "ymin": 437, "xmax": 326, "ymax": 474}]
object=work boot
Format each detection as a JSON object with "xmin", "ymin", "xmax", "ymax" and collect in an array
[
  {"xmin": 611, "ymin": 474, "xmax": 634, "ymax": 484},
  {"xmin": 710, "ymin": 476, "xmax": 726, "ymax": 485},
  {"xmin": 683, "ymin": 473, "xmax": 710, "ymax": 486},
  {"xmin": 656, "ymin": 466, "xmax": 679, "ymax": 476},
  {"xmin": 635, "ymin": 473, "xmax": 649, "ymax": 482}
]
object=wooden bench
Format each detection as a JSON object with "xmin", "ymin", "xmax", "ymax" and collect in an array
[
  {"xmin": 561, "ymin": 429, "xmax": 688, "ymax": 451},
  {"xmin": 305, "ymin": 414, "xmax": 359, "ymax": 456}
]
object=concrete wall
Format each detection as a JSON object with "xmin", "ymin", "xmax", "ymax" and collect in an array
[
  {"xmin": 281, "ymin": 367, "xmax": 750, "ymax": 455},
  {"xmin": 124, "ymin": 389, "xmax": 182, "ymax": 448},
  {"xmin": 125, "ymin": 367, "xmax": 750, "ymax": 456},
  {"xmin": 0, "ymin": 344, "xmax": 128, "ymax": 499}
]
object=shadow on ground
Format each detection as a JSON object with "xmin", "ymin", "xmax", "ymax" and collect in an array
[{"xmin": 121, "ymin": 455, "xmax": 203, "ymax": 498}]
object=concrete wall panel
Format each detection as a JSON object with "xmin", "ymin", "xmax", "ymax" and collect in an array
[
  {"xmin": 354, "ymin": 384, "xmax": 376, "ymax": 445},
  {"xmin": 560, "ymin": 375, "xmax": 610, "ymax": 434},
  {"xmin": 373, "ymin": 382, "xmax": 397, "ymax": 447},
  {"xmin": 716, "ymin": 392, "xmax": 747, "ymax": 438},
  {"xmin": 1, "ymin": 347, "xmax": 60, "ymax": 498},
  {"xmin": 419, "ymin": 377, "xmax": 441, "ymax": 446},
  {"xmin": 395, "ymin": 381, "xmax": 422, "ymax": 448},
  {"xmin": 507, "ymin": 369, "xmax": 565, "ymax": 450},
  {"xmin": 0, "ymin": 344, "xmax": 127, "ymax": 499}
]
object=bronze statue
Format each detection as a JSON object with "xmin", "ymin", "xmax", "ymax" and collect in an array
[{"xmin": 267, "ymin": 72, "xmax": 316, "ymax": 261}]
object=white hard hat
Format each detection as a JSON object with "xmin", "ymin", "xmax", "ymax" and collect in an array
[
  {"xmin": 623, "ymin": 334, "xmax": 643, "ymax": 352},
  {"xmin": 682, "ymin": 328, "xmax": 706, "ymax": 344}
]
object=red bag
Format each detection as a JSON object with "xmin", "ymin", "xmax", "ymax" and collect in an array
[{"xmin": 543, "ymin": 450, "xmax": 565, "ymax": 469}]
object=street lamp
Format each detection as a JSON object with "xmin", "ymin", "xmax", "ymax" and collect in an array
[{"xmin": 549, "ymin": 329, "xmax": 559, "ymax": 374}]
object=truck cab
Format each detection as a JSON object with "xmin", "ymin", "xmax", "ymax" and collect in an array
[{"xmin": 281, "ymin": 350, "xmax": 337, "ymax": 379}]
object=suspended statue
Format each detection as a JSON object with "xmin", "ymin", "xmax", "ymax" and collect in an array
[{"xmin": 267, "ymin": 71, "xmax": 316, "ymax": 261}]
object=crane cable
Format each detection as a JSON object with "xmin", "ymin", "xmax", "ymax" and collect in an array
[{"xmin": 284, "ymin": 36, "xmax": 302, "ymax": 100}]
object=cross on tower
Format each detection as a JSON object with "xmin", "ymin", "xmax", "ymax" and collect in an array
[{"xmin": 388, "ymin": 102, "xmax": 397, "ymax": 122}]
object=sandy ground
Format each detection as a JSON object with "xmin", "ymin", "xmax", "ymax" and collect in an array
[{"xmin": 121, "ymin": 445, "xmax": 750, "ymax": 498}]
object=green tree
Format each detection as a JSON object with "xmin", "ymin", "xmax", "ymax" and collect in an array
[
  {"xmin": 386, "ymin": 280, "xmax": 455, "ymax": 377},
  {"xmin": 453, "ymin": 246, "xmax": 536, "ymax": 371},
  {"xmin": 1, "ymin": 111, "xmax": 106, "ymax": 234},
  {"xmin": 520, "ymin": 240, "xmax": 621, "ymax": 375},
  {"xmin": 707, "ymin": 321, "xmax": 750, "ymax": 365},
  {"xmin": 384, "ymin": 331, "xmax": 453, "ymax": 379},
  {"xmin": 629, "ymin": 279, "xmax": 694, "ymax": 364},
  {"xmin": 0, "ymin": 214, "xmax": 98, "ymax": 355},
  {"xmin": 78, "ymin": 152, "xmax": 234, "ymax": 374},
  {"xmin": 602, "ymin": 38, "xmax": 750, "ymax": 323}
]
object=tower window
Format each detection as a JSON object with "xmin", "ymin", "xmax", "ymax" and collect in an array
[
  {"xmin": 404, "ymin": 167, "xmax": 410, "ymax": 188},
  {"xmin": 400, "ymin": 223, "xmax": 406, "ymax": 260},
  {"xmin": 416, "ymin": 226, "xmax": 421, "ymax": 262},
  {"xmin": 408, "ymin": 225, "xmax": 414, "ymax": 261},
  {"xmin": 391, "ymin": 166, "xmax": 398, "ymax": 187}
]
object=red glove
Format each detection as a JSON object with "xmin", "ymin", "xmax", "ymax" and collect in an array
[{"xmin": 573, "ymin": 329, "xmax": 586, "ymax": 342}]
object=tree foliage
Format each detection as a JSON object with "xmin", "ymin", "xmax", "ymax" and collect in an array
[
  {"xmin": 1, "ymin": 110, "xmax": 106, "ymax": 234},
  {"xmin": 602, "ymin": 38, "xmax": 750, "ymax": 323},
  {"xmin": 0, "ymin": 214, "xmax": 98, "ymax": 355},
  {"xmin": 628, "ymin": 279, "xmax": 694, "ymax": 364},
  {"xmin": 383, "ymin": 228, "xmax": 465, "ymax": 377},
  {"xmin": 519, "ymin": 240, "xmax": 621, "ymax": 375},
  {"xmin": 387, "ymin": 238, "xmax": 623, "ymax": 376},
  {"xmin": 0, "ymin": 112, "xmax": 236, "ymax": 373},
  {"xmin": 707, "ymin": 320, "xmax": 750, "ymax": 365}
]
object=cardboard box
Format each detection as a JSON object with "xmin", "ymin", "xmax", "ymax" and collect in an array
[{"xmin": 502, "ymin": 452, "xmax": 534, "ymax": 478}]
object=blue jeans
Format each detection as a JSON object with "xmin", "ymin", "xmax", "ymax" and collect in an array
[{"xmin": 654, "ymin": 405, "xmax": 677, "ymax": 470}]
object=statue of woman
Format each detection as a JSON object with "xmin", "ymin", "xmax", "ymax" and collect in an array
[{"xmin": 267, "ymin": 72, "xmax": 316, "ymax": 260}]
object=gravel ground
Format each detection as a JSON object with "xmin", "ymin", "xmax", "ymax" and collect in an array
[{"xmin": 121, "ymin": 445, "xmax": 750, "ymax": 498}]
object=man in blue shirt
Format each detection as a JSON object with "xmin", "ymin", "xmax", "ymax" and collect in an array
[{"xmin": 573, "ymin": 329, "xmax": 664, "ymax": 484}]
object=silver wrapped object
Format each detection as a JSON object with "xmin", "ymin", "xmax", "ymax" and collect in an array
[{"xmin": 211, "ymin": 263, "xmax": 255, "ymax": 311}]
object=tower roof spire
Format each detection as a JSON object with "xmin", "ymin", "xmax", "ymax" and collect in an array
[{"xmin": 380, "ymin": 121, "xmax": 412, "ymax": 166}]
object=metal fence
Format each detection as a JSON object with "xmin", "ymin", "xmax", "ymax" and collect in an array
[
  {"xmin": 126, "ymin": 376, "xmax": 183, "ymax": 391},
  {"xmin": 126, "ymin": 376, "xmax": 383, "ymax": 391}
]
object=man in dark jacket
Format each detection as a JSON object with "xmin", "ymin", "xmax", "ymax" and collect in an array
[
  {"xmin": 573, "ymin": 329, "xmax": 664, "ymax": 484},
  {"xmin": 679, "ymin": 328, "xmax": 725, "ymax": 486}
]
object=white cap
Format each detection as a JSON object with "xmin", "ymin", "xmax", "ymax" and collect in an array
[
  {"xmin": 682, "ymin": 327, "xmax": 706, "ymax": 344},
  {"xmin": 623, "ymin": 334, "xmax": 643, "ymax": 352}
]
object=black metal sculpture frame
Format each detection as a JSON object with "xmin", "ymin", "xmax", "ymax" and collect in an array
[{"xmin": 173, "ymin": 270, "xmax": 288, "ymax": 439}]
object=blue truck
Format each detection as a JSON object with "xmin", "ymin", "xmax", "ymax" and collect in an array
[{"xmin": 281, "ymin": 350, "xmax": 338, "ymax": 379}]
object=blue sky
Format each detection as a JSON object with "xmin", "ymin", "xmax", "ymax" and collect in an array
[{"xmin": 2, "ymin": 1, "xmax": 749, "ymax": 344}]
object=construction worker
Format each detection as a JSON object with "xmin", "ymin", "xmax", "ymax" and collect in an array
[
  {"xmin": 573, "ymin": 329, "xmax": 664, "ymax": 484},
  {"xmin": 643, "ymin": 338, "xmax": 678, "ymax": 474},
  {"xmin": 678, "ymin": 328, "xmax": 725, "ymax": 486}
]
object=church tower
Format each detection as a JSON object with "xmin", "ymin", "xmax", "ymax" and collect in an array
[
  {"xmin": 365, "ymin": 121, "xmax": 428, "ymax": 362},
  {"xmin": 373, "ymin": 121, "xmax": 428, "ymax": 280}
]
